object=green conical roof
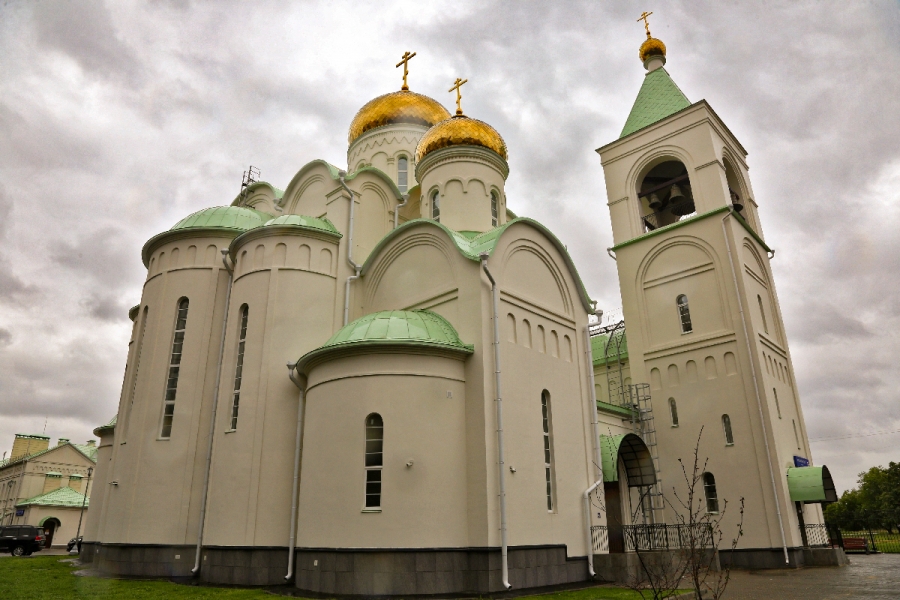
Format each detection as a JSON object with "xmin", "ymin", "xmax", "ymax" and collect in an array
[{"xmin": 620, "ymin": 68, "xmax": 691, "ymax": 138}]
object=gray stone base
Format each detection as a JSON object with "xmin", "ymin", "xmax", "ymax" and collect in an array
[
  {"xmin": 718, "ymin": 547, "xmax": 848, "ymax": 569},
  {"xmin": 79, "ymin": 542, "xmax": 589, "ymax": 594},
  {"xmin": 294, "ymin": 546, "xmax": 589, "ymax": 595},
  {"xmin": 592, "ymin": 549, "xmax": 719, "ymax": 585},
  {"xmin": 85, "ymin": 543, "xmax": 197, "ymax": 578}
]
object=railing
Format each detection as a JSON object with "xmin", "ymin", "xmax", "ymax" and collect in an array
[
  {"xmin": 804, "ymin": 524, "xmax": 832, "ymax": 548},
  {"xmin": 591, "ymin": 524, "xmax": 713, "ymax": 553},
  {"xmin": 591, "ymin": 525, "xmax": 610, "ymax": 553},
  {"xmin": 624, "ymin": 523, "xmax": 713, "ymax": 552},
  {"xmin": 641, "ymin": 200, "xmax": 697, "ymax": 233}
]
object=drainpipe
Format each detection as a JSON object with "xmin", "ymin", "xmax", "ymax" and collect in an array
[
  {"xmin": 606, "ymin": 248, "xmax": 616, "ymax": 261},
  {"xmin": 721, "ymin": 210, "xmax": 789, "ymax": 565},
  {"xmin": 285, "ymin": 363, "xmax": 307, "ymax": 581},
  {"xmin": 339, "ymin": 173, "xmax": 361, "ymax": 326},
  {"xmin": 192, "ymin": 250, "xmax": 234, "ymax": 575},
  {"xmin": 393, "ymin": 193, "xmax": 409, "ymax": 229},
  {"xmin": 582, "ymin": 307, "xmax": 604, "ymax": 577},
  {"xmin": 479, "ymin": 253, "xmax": 511, "ymax": 590}
]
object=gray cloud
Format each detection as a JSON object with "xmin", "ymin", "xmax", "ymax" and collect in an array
[{"xmin": 0, "ymin": 0, "xmax": 897, "ymax": 491}]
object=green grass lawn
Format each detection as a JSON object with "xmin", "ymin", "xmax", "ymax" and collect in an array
[{"xmin": 0, "ymin": 555, "xmax": 666, "ymax": 599}]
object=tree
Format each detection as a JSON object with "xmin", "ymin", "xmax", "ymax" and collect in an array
[
  {"xmin": 625, "ymin": 428, "xmax": 744, "ymax": 600},
  {"xmin": 825, "ymin": 461, "xmax": 900, "ymax": 533}
]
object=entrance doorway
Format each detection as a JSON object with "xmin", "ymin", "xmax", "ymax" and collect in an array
[{"xmin": 42, "ymin": 518, "xmax": 60, "ymax": 547}]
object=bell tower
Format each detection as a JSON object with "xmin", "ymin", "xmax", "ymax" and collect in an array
[{"xmin": 595, "ymin": 23, "xmax": 831, "ymax": 568}]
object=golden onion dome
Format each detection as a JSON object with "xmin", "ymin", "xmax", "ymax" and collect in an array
[
  {"xmin": 639, "ymin": 36, "xmax": 666, "ymax": 63},
  {"xmin": 348, "ymin": 90, "xmax": 451, "ymax": 145},
  {"xmin": 415, "ymin": 115, "xmax": 508, "ymax": 162}
]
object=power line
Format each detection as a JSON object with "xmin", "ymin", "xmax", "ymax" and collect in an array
[{"xmin": 809, "ymin": 428, "xmax": 900, "ymax": 442}]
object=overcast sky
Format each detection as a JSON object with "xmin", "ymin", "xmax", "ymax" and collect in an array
[{"xmin": 0, "ymin": 1, "xmax": 898, "ymax": 494}]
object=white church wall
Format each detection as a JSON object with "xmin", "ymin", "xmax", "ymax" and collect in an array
[
  {"xmin": 297, "ymin": 353, "xmax": 469, "ymax": 548},
  {"xmin": 204, "ymin": 230, "xmax": 341, "ymax": 548},
  {"xmin": 102, "ymin": 236, "xmax": 230, "ymax": 545}
]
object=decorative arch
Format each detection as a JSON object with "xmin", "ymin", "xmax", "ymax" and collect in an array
[
  {"xmin": 600, "ymin": 433, "xmax": 657, "ymax": 487},
  {"xmin": 498, "ymin": 241, "xmax": 573, "ymax": 318}
]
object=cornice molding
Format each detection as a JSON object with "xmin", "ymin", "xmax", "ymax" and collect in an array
[{"xmin": 416, "ymin": 145, "xmax": 509, "ymax": 181}]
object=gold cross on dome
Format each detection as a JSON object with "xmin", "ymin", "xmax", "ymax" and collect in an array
[
  {"xmin": 396, "ymin": 51, "xmax": 417, "ymax": 91},
  {"xmin": 637, "ymin": 11, "xmax": 653, "ymax": 37},
  {"xmin": 449, "ymin": 77, "xmax": 468, "ymax": 115}
]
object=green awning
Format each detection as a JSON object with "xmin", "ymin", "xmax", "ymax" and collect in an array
[
  {"xmin": 787, "ymin": 466, "xmax": 838, "ymax": 504},
  {"xmin": 600, "ymin": 433, "xmax": 657, "ymax": 487}
]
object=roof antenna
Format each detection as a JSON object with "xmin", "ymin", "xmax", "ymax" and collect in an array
[
  {"xmin": 240, "ymin": 166, "xmax": 260, "ymax": 204},
  {"xmin": 42, "ymin": 417, "xmax": 47, "ymax": 435}
]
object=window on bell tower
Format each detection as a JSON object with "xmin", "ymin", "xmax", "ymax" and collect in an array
[{"xmin": 676, "ymin": 294, "xmax": 692, "ymax": 334}]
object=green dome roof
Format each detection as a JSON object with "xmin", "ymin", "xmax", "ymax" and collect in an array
[
  {"xmin": 171, "ymin": 206, "xmax": 271, "ymax": 232},
  {"xmin": 264, "ymin": 214, "xmax": 341, "ymax": 236},
  {"xmin": 295, "ymin": 310, "xmax": 473, "ymax": 372}
]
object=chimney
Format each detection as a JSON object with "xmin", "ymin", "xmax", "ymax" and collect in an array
[
  {"xmin": 10, "ymin": 434, "xmax": 50, "ymax": 461},
  {"xmin": 86, "ymin": 440, "xmax": 96, "ymax": 447},
  {"xmin": 57, "ymin": 438, "xmax": 70, "ymax": 447}
]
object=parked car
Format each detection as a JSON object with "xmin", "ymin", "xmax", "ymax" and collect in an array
[
  {"xmin": 0, "ymin": 525, "xmax": 44, "ymax": 556},
  {"xmin": 67, "ymin": 536, "xmax": 82, "ymax": 553}
]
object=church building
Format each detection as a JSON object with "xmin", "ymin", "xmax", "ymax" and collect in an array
[{"xmin": 82, "ymin": 24, "xmax": 841, "ymax": 595}]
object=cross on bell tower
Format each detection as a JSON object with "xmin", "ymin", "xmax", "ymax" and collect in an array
[
  {"xmin": 396, "ymin": 51, "xmax": 417, "ymax": 91},
  {"xmin": 449, "ymin": 77, "xmax": 468, "ymax": 115}
]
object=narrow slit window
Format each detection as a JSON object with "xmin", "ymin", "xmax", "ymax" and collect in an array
[
  {"xmin": 703, "ymin": 472, "xmax": 719, "ymax": 513},
  {"xmin": 722, "ymin": 414, "xmax": 734, "ymax": 445},
  {"xmin": 397, "ymin": 156, "xmax": 408, "ymax": 193},
  {"xmin": 792, "ymin": 419, "xmax": 801, "ymax": 450},
  {"xmin": 230, "ymin": 305, "xmax": 249, "ymax": 430},
  {"xmin": 669, "ymin": 398, "xmax": 679, "ymax": 427},
  {"xmin": 431, "ymin": 190, "xmax": 440, "ymax": 222},
  {"xmin": 757, "ymin": 295, "xmax": 769, "ymax": 334},
  {"xmin": 676, "ymin": 295, "xmax": 692, "ymax": 333},
  {"xmin": 541, "ymin": 390, "xmax": 556, "ymax": 512},
  {"xmin": 491, "ymin": 191, "xmax": 499, "ymax": 227},
  {"xmin": 160, "ymin": 298, "xmax": 189, "ymax": 438},
  {"xmin": 124, "ymin": 307, "xmax": 149, "ymax": 439},
  {"xmin": 773, "ymin": 388, "xmax": 782, "ymax": 419},
  {"xmin": 364, "ymin": 414, "xmax": 384, "ymax": 509}
]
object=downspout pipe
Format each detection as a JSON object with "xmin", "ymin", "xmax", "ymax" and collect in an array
[
  {"xmin": 393, "ymin": 193, "xmax": 409, "ymax": 229},
  {"xmin": 192, "ymin": 250, "xmax": 234, "ymax": 575},
  {"xmin": 582, "ymin": 307, "xmax": 604, "ymax": 577},
  {"xmin": 479, "ymin": 253, "xmax": 511, "ymax": 590},
  {"xmin": 339, "ymin": 172, "xmax": 361, "ymax": 326},
  {"xmin": 721, "ymin": 210, "xmax": 789, "ymax": 564},
  {"xmin": 285, "ymin": 363, "xmax": 307, "ymax": 581}
]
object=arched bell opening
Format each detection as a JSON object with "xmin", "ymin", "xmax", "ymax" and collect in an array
[{"xmin": 637, "ymin": 160, "xmax": 696, "ymax": 232}]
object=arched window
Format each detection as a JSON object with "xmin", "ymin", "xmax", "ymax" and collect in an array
[
  {"xmin": 431, "ymin": 190, "xmax": 440, "ymax": 222},
  {"xmin": 703, "ymin": 473, "xmax": 719, "ymax": 513},
  {"xmin": 230, "ymin": 305, "xmax": 249, "ymax": 430},
  {"xmin": 757, "ymin": 295, "xmax": 769, "ymax": 334},
  {"xmin": 541, "ymin": 391, "xmax": 556, "ymax": 512},
  {"xmin": 669, "ymin": 398, "xmax": 679, "ymax": 427},
  {"xmin": 397, "ymin": 156, "xmax": 408, "ymax": 193},
  {"xmin": 490, "ymin": 191, "xmax": 499, "ymax": 227},
  {"xmin": 722, "ymin": 414, "xmax": 734, "ymax": 445},
  {"xmin": 160, "ymin": 298, "xmax": 189, "ymax": 438},
  {"xmin": 364, "ymin": 414, "xmax": 384, "ymax": 509},
  {"xmin": 676, "ymin": 295, "xmax": 692, "ymax": 333}
]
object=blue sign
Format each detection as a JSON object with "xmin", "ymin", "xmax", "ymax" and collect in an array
[
  {"xmin": 793, "ymin": 456, "xmax": 810, "ymax": 468},
  {"xmin": 15, "ymin": 509, "xmax": 24, "ymax": 516}
]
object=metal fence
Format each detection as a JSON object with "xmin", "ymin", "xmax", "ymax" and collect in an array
[
  {"xmin": 591, "ymin": 524, "xmax": 713, "ymax": 553},
  {"xmin": 831, "ymin": 528, "xmax": 900, "ymax": 554}
]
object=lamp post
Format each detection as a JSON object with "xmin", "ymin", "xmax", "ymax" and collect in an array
[{"xmin": 73, "ymin": 466, "xmax": 92, "ymax": 553}]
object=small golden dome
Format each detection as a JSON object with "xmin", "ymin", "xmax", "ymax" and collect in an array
[
  {"xmin": 639, "ymin": 36, "xmax": 666, "ymax": 63},
  {"xmin": 415, "ymin": 115, "xmax": 508, "ymax": 162},
  {"xmin": 348, "ymin": 90, "xmax": 451, "ymax": 145}
]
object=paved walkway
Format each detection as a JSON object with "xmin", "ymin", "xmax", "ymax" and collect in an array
[{"xmin": 724, "ymin": 554, "xmax": 900, "ymax": 599}]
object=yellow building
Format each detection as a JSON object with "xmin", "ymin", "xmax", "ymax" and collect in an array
[
  {"xmin": 83, "ymin": 32, "xmax": 841, "ymax": 595},
  {"xmin": 0, "ymin": 433, "xmax": 98, "ymax": 547}
]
